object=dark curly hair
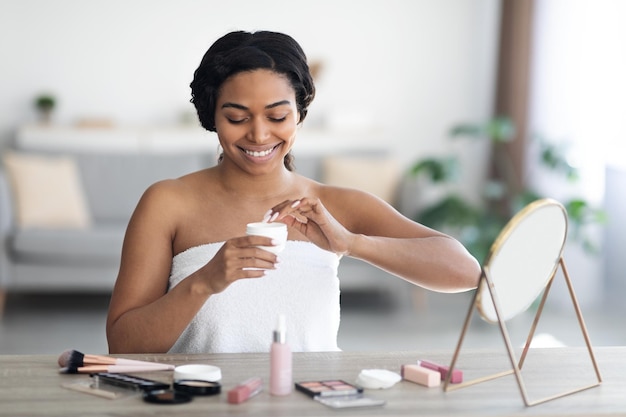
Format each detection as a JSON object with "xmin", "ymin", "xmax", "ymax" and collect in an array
[{"xmin": 190, "ymin": 31, "xmax": 316, "ymax": 171}]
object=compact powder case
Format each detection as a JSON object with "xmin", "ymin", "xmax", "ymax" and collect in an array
[
  {"xmin": 142, "ymin": 389, "xmax": 193, "ymax": 404},
  {"xmin": 173, "ymin": 379, "xmax": 221, "ymax": 396}
]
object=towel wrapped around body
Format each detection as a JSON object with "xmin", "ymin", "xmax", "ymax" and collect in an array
[{"xmin": 168, "ymin": 240, "xmax": 341, "ymax": 353}]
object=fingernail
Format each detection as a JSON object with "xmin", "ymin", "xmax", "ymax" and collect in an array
[
  {"xmin": 291, "ymin": 200, "xmax": 301, "ymax": 208},
  {"xmin": 269, "ymin": 212, "xmax": 279, "ymax": 222},
  {"xmin": 271, "ymin": 239, "xmax": 280, "ymax": 246},
  {"xmin": 262, "ymin": 210, "xmax": 273, "ymax": 222}
]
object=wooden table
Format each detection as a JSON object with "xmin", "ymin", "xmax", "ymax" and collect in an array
[{"xmin": 0, "ymin": 347, "xmax": 622, "ymax": 416}]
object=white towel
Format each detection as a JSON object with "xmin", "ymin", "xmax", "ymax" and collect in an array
[{"xmin": 168, "ymin": 241, "xmax": 341, "ymax": 353}]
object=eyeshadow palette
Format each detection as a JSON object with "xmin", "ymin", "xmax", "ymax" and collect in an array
[
  {"xmin": 91, "ymin": 372, "xmax": 170, "ymax": 392},
  {"xmin": 295, "ymin": 380, "xmax": 363, "ymax": 398}
]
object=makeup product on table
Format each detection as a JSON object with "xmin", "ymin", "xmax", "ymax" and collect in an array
[
  {"xmin": 173, "ymin": 364, "xmax": 222, "ymax": 382},
  {"xmin": 173, "ymin": 380, "xmax": 221, "ymax": 396},
  {"xmin": 58, "ymin": 349, "xmax": 173, "ymax": 369},
  {"xmin": 228, "ymin": 377, "xmax": 263, "ymax": 404},
  {"xmin": 314, "ymin": 395, "xmax": 386, "ymax": 409},
  {"xmin": 59, "ymin": 363, "xmax": 175, "ymax": 374},
  {"xmin": 417, "ymin": 359, "xmax": 463, "ymax": 383},
  {"xmin": 270, "ymin": 314, "xmax": 292, "ymax": 396},
  {"xmin": 295, "ymin": 380, "xmax": 363, "ymax": 398},
  {"xmin": 143, "ymin": 389, "xmax": 193, "ymax": 405},
  {"xmin": 57, "ymin": 349, "xmax": 175, "ymax": 374},
  {"xmin": 91, "ymin": 372, "xmax": 170, "ymax": 392},
  {"xmin": 401, "ymin": 364, "xmax": 441, "ymax": 387},
  {"xmin": 296, "ymin": 380, "xmax": 385, "ymax": 409},
  {"xmin": 61, "ymin": 372, "xmax": 170, "ymax": 400},
  {"xmin": 356, "ymin": 369, "xmax": 402, "ymax": 389}
]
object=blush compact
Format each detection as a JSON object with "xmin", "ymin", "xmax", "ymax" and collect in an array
[
  {"xmin": 173, "ymin": 379, "xmax": 221, "ymax": 396},
  {"xmin": 142, "ymin": 388, "xmax": 193, "ymax": 404},
  {"xmin": 295, "ymin": 380, "xmax": 363, "ymax": 398}
]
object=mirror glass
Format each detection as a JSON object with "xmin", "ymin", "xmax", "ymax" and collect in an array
[{"xmin": 476, "ymin": 199, "xmax": 568, "ymax": 323}]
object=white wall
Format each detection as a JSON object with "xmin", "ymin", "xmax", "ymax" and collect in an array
[{"xmin": 0, "ymin": 0, "xmax": 500, "ymax": 193}]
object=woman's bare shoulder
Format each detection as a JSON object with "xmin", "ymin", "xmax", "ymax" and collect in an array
[
  {"xmin": 132, "ymin": 169, "xmax": 212, "ymax": 216},
  {"xmin": 143, "ymin": 169, "xmax": 212, "ymax": 196}
]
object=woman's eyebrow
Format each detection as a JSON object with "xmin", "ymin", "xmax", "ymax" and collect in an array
[
  {"xmin": 221, "ymin": 102, "xmax": 247, "ymax": 110},
  {"xmin": 221, "ymin": 100, "xmax": 291, "ymax": 110},
  {"xmin": 265, "ymin": 100, "xmax": 291, "ymax": 109}
]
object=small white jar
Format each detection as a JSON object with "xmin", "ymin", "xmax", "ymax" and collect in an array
[{"xmin": 246, "ymin": 222, "xmax": 288, "ymax": 254}]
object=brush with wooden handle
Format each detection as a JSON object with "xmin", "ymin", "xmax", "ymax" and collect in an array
[
  {"xmin": 58, "ymin": 349, "xmax": 174, "ymax": 373},
  {"xmin": 59, "ymin": 363, "xmax": 175, "ymax": 374}
]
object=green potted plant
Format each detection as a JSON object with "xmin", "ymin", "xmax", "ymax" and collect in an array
[
  {"xmin": 34, "ymin": 94, "xmax": 56, "ymax": 124},
  {"xmin": 409, "ymin": 117, "xmax": 607, "ymax": 263}
]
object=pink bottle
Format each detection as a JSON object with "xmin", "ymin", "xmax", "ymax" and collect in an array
[{"xmin": 270, "ymin": 314, "xmax": 292, "ymax": 395}]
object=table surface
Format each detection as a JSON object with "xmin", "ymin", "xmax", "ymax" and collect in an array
[{"xmin": 0, "ymin": 347, "xmax": 621, "ymax": 417}]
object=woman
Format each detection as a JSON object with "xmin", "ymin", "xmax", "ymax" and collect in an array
[{"xmin": 106, "ymin": 30, "xmax": 480, "ymax": 354}]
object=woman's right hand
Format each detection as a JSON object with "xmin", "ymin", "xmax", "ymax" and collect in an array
[{"xmin": 198, "ymin": 235, "xmax": 280, "ymax": 294}]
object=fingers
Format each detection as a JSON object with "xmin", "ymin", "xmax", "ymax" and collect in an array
[
  {"xmin": 266, "ymin": 198, "xmax": 323, "ymax": 224},
  {"xmin": 207, "ymin": 236, "xmax": 281, "ymax": 290},
  {"xmin": 229, "ymin": 236, "xmax": 281, "ymax": 271},
  {"xmin": 225, "ymin": 235, "xmax": 279, "ymax": 268},
  {"xmin": 242, "ymin": 234, "xmax": 282, "ymax": 250},
  {"xmin": 263, "ymin": 197, "xmax": 353, "ymax": 255}
]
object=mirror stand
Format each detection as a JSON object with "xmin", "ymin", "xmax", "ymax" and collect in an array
[{"xmin": 443, "ymin": 256, "xmax": 602, "ymax": 406}]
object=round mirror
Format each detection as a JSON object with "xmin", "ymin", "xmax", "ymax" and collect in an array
[{"xmin": 476, "ymin": 199, "xmax": 568, "ymax": 323}]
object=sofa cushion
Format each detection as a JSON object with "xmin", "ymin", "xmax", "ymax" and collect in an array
[
  {"xmin": 2, "ymin": 152, "xmax": 91, "ymax": 229},
  {"xmin": 9, "ymin": 226, "xmax": 126, "ymax": 265},
  {"xmin": 322, "ymin": 155, "xmax": 401, "ymax": 205}
]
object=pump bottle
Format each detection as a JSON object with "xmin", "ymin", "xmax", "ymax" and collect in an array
[{"xmin": 270, "ymin": 314, "xmax": 292, "ymax": 395}]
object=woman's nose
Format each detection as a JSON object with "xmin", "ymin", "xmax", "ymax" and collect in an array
[{"xmin": 246, "ymin": 118, "xmax": 271, "ymax": 143}]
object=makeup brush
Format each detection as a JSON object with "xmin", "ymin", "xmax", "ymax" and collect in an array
[
  {"xmin": 58, "ymin": 349, "xmax": 174, "ymax": 370},
  {"xmin": 59, "ymin": 363, "xmax": 175, "ymax": 374}
]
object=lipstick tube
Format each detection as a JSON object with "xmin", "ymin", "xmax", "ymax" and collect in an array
[{"xmin": 227, "ymin": 377, "xmax": 263, "ymax": 404}]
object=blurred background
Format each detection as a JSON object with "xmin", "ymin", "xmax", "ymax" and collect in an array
[{"xmin": 0, "ymin": 0, "xmax": 625, "ymax": 354}]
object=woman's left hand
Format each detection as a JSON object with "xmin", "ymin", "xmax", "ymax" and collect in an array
[{"xmin": 267, "ymin": 197, "xmax": 355, "ymax": 255}]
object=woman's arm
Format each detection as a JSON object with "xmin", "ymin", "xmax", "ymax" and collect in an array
[
  {"xmin": 106, "ymin": 181, "xmax": 279, "ymax": 353},
  {"xmin": 271, "ymin": 187, "xmax": 481, "ymax": 292},
  {"xmin": 106, "ymin": 182, "xmax": 213, "ymax": 353}
]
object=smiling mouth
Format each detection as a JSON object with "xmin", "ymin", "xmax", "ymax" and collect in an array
[{"xmin": 242, "ymin": 144, "xmax": 279, "ymax": 157}]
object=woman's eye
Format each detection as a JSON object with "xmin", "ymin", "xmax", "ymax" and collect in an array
[
  {"xmin": 227, "ymin": 118, "xmax": 247, "ymax": 124},
  {"xmin": 269, "ymin": 116, "xmax": 287, "ymax": 122}
]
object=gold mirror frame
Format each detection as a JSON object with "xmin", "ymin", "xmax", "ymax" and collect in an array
[{"xmin": 443, "ymin": 198, "xmax": 602, "ymax": 406}]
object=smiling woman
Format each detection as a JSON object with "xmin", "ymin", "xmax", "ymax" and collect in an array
[
  {"xmin": 105, "ymin": 30, "xmax": 481, "ymax": 355},
  {"xmin": 190, "ymin": 31, "xmax": 315, "ymax": 172},
  {"xmin": 215, "ymin": 70, "xmax": 299, "ymax": 175}
]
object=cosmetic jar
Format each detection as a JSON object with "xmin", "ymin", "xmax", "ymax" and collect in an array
[
  {"xmin": 174, "ymin": 364, "xmax": 222, "ymax": 383},
  {"xmin": 246, "ymin": 222, "xmax": 287, "ymax": 254}
]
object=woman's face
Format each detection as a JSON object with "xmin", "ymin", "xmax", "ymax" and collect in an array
[{"xmin": 214, "ymin": 69, "xmax": 299, "ymax": 175}]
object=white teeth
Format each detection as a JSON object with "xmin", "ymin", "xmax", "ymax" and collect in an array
[{"xmin": 245, "ymin": 147, "xmax": 274, "ymax": 157}]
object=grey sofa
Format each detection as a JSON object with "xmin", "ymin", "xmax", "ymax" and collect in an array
[
  {"xmin": 0, "ymin": 142, "xmax": 215, "ymax": 313},
  {"xmin": 0, "ymin": 127, "xmax": 417, "ymax": 315}
]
